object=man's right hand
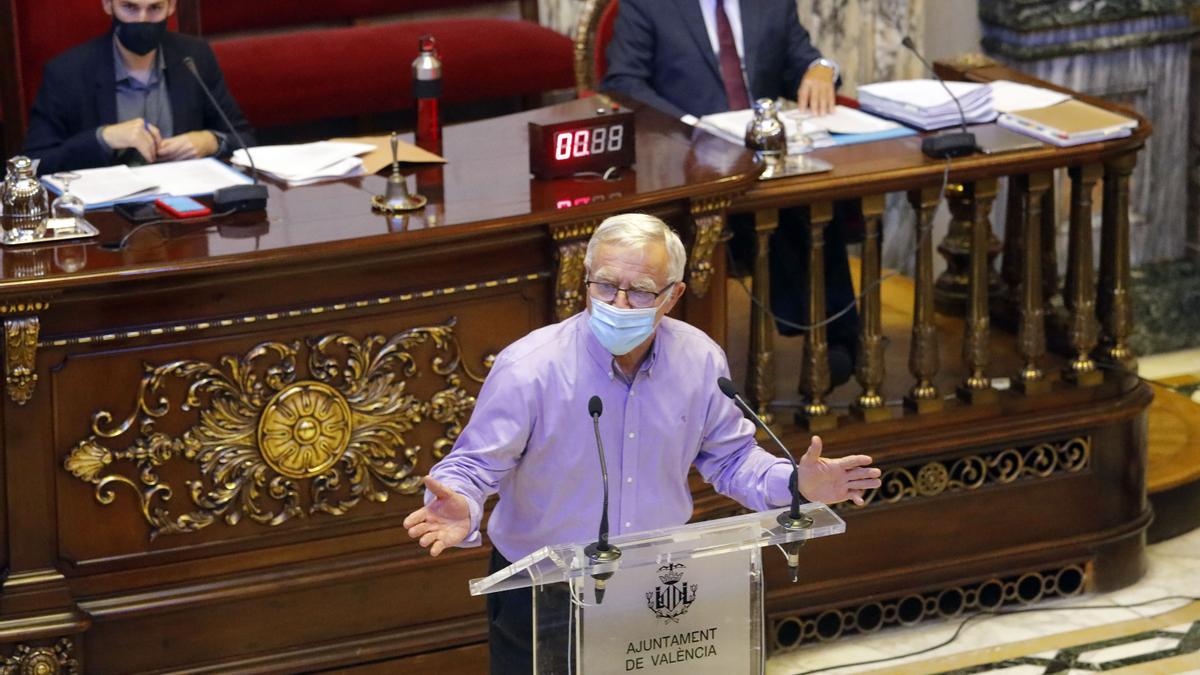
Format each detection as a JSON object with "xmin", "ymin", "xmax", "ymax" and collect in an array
[
  {"xmin": 403, "ymin": 476, "xmax": 472, "ymax": 557},
  {"xmin": 101, "ymin": 118, "xmax": 161, "ymax": 163}
]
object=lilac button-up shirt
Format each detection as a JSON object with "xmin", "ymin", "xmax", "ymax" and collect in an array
[{"xmin": 429, "ymin": 312, "xmax": 792, "ymax": 561}]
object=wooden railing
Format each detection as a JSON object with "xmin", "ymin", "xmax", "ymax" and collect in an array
[{"xmin": 733, "ymin": 65, "xmax": 1147, "ymax": 431}]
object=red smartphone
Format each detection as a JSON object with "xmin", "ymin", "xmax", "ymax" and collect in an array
[{"xmin": 155, "ymin": 195, "xmax": 212, "ymax": 218}]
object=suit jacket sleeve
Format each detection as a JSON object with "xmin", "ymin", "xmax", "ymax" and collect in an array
[
  {"xmin": 190, "ymin": 41, "xmax": 256, "ymax": 151},
  {"xmin": 599, "ymin": 0, "xmax": 689, "ymax": 120},
  {"xmin": 781, "ymin": 1, "xmax": 826, "ymax": 99},
  {"xmin": 23, "ymin": 64, "xmax": 113, "ymax": 176}
]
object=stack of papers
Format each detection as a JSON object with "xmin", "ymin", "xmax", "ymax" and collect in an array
[
  {"xmin": 231, "ymin": 141, "xmax": 378, "ymax": 186},
  {"xmin": 997, "ymin": 99, "xmax": 1137, "ymax": 147},
  {"xmin": 858, "ymin": 79, "xmax": 996, "ymax": 130},
  {"xmin": 697, "ymin": 105, "xmax": 915, "ymax": 153},
  {"xmin": 42, "ymin": 158, "xmax": 253, "ymax": 209},
  {"xmin": 989, "ymin": 80, "xmax": 1071, "ymax": 113}
]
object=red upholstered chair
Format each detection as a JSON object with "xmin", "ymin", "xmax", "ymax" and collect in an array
[{"xmin": 176, "ymin": 0, "xmax": 575, "ymax": 130}]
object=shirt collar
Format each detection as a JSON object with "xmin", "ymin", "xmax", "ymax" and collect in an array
[
  {"xmin": 578, "ymin": 310, "xmax": 663, "ymax": 382},
  {"xmin": 112, "ymin": 36, "xmax": 165, "ymax": 86}
]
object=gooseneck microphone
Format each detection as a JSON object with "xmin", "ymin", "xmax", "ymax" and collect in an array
[
  {"xmin": 900, "ymin": 36, "xmax": 976, "ymax": 159},
  {"xmin": 718, "ymin": 377, "xmax": 811, "ymax": 582},
  {"xmin": 182, "ymin": 56, "xmax": 269, "ymax": 212},
  {"xmin": 584, "ymin": 395, "xmax": 621, "ymax": 603}
]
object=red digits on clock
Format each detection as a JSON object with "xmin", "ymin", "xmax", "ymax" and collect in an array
[{"xmin": 553, "ymin": 125, "xmax": 625, "ymax": 161}]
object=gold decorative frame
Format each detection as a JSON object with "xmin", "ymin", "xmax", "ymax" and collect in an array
[
  {"xmin": 64, "ymin": 321, "xmax": 490, "ymax": 539},
  {"xmin": 770, "ymin": 562, "xmax": 1088, "ymax": 651},
  {"xmin": 0, "ymin": 638, "xmax": 79, "ymax": 675},
  {"xmin": 834, "ymin": 436, "xmax": 1092, "ymax": 511},
  {"xmin": 573, "ymin": 0, "xmax": 617, "ymax": 95}
]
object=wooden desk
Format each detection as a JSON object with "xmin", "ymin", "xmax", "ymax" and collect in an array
[{"xmin": 0, "ymin": 98, "xmax": 757, "ymax": 672}]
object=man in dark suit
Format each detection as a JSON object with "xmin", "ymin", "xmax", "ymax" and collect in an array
[
  {"xmin": 601, "ymin": 0, "xmax": 860, "ymax": 389},
  {"xmin": 23, "ymin": 0, "xmax": 254, "ymax": 176}
]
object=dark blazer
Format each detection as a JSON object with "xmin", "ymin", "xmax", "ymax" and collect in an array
[
  {"xmin": 22, "ymin": 32, "xmax": 255, "ymax": 176},
  {"xmin": 601, "ymin": 0, "xmax": 825, "ymax": 119}
]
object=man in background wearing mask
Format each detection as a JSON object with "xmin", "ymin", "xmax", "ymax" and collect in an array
[
  {"xmin": 22, "ymin": 0, "xmax": 254, "ymax": 175},
  {"xmin": 403, "ymin": 213, "xmax": 881, "ymax": 673}
]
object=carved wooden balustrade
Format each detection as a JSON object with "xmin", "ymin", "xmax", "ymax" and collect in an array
[
  {"xmin": 736, "ymin": 69, "xmax": 1144, "ymax": 431},
  {"xmin": 723, "ymin": 63, "xmax": 1154, "ymax": 652}
]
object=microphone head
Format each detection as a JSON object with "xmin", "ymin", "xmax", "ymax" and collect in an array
[
  {"xmin": 717, "ymin": 377, "xmax": 738, "ymax": 400},
  {"xmin": 901, "ymin": 36, "xmax": 916, "ymax": 51},
  {"xmin": 588, "ymin": 395, "xmax": 603, "ymax": 417}
]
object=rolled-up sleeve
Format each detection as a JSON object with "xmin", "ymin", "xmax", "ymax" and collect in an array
[
  {"xmin": 426, "ymin": 353, "xmax": 535, "ymax": 546},
  {"xmin": 692, "ymin": 360, "xmax": 792, "ymax": 511}
]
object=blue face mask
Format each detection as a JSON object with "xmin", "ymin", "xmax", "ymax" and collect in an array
[{"xmin": 587, "ymin": 298, "xmax": 660, "ymax": 356}]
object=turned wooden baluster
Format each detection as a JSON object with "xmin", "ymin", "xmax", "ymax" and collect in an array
[
  {"xmin": 1064, "ymin": 164, "xmax": 1104, "ymax": 386},
  {"xmin": 1040, "ymin": 179, "xmax": 1059, "ymax": 309},
  {"xmin": 746, "ymin": 208, "xmax": 778, "ymax": 424},
  {"xmin": 798, "ymin": 201, "xmax": 838, "ymax": 431},
  {"xmin": 1013, "ymin": 171, "xmax": 1053, "ymax": 395},
  {"xmin": 956, "ymin": 178, "xmax": 999, "ymax": 405},
  {"xmin": 1098, "ymin": 152, "xmax": 1138, "ymax": 374},
  {"xmin": 904, "ymin": 186, "xmax": 943, "ymax": 414},
  {"xmin": 851, "ymin": 194, "xmax": 889, "ymax": 423}
]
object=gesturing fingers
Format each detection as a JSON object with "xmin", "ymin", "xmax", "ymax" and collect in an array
[{"xmin": 401, "ymin": 505, "xmax": 427, "ymax": 530}]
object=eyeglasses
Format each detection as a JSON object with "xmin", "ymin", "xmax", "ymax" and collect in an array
[{"xmin": 586, "ymin": 280, "xmax": 674, "ymax": 309}]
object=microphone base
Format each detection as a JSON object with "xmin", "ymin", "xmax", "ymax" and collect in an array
[
  {"xmin": 584, "ymin": 542, "xmax": 622, "ymax": 564},
  {"xmin": 214, "ymin": 184, "xmax": 269, "ymax": 213},
  {"xmin": 921, "ymin": 132, "xmax": 976, "ymax": 159},
  {"xmin": 777, "ymin": 510, "xmax": 814, "ymax": 531}
]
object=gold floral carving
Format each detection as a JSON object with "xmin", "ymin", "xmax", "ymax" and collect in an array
[
  {"xmin": 259, "ymin": 382, "xmax": 353, "ymax": 479},
  {"xmin": 0, "ymin": 638, "xmax": 78, "ymax": 675},
  {"xmin": 4, "ymin": 316, "xmax": 39, "ymax": 405},
  {"xmin": 556, "ymin": 240, "xmax": 588, "ymax": 321},
  {"xmin": 835, "ymin": 436, "xmax": 1091, "ymax": 511},
  {"xmin": 687, "ymin": 212, "xmax": 724, "ymax": 298},
  {"xmin": 63, "ymin": 322, "xmax": 487, "ymax": 539}
]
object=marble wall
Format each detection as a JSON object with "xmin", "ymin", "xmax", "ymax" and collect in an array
[{"xmin": 980, "ymin": 0, "xmax": 1193, "ymax": 264}]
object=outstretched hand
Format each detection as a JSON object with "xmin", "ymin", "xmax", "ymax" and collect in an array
[
  {"xmin": 795, "ymin": 436, "xmax": 881, "ymax": 506},
  {"xmin": 403, "ymin": 476, "xmax": 472, "ymax": 556}
]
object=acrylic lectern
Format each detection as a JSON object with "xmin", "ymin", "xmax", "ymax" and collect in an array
[{"xmin": 470, "ymin": 503, "xmax": 845, "ymax": 674}]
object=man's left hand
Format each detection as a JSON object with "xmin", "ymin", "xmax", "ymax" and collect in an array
[
  {"xmin": 156, "ymin": 131, "xmax": 220, "ymax": 162},
  {"xmin": 797, "ymin": 65, "xmax": 836, "ymax": 116},
  {"xmin": 795, "ymin": 435, "xmax": 881, "ymax": 506}
]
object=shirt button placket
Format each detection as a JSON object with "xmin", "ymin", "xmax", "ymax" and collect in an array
[{"xmin": 620, "ymin": 385, "xmax": 639, "ymax": 534}]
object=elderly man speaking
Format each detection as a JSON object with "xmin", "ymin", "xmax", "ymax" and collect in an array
[{"xmin": 404, "ymin": 213, "xmax": 880, "ymax": 672}]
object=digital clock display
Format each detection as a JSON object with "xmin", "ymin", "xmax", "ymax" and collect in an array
[
  {"xmin": 529, "ymin": 108, "xmax": 636, "ymax": 179},
  {"xmin": 551, "ymin": 124, "xmax": 626, "ymax": 160}
]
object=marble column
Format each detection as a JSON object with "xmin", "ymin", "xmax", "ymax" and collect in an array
[{"xmin": 980, "ymin": 0, "xmax": 1196, "ymax": 264}]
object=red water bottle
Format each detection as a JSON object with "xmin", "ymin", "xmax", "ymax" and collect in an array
[{"xmin": 413, "ymin": 35, "xmax": 443, "ymax": 156}]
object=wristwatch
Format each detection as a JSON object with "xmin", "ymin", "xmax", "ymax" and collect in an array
[{"xmin": 808, "ymin": 57, "xmax": 840, "ymax": 83}]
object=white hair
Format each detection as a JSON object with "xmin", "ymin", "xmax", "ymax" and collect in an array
[{"xmin": 584, "ymin": 213, "xmax": 687, "ymax": 284}]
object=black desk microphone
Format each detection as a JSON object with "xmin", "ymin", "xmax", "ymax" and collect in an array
[
  {"xmin": 718, "ymin": 377, "xmax": 812, "ymax": 582},
  {"xmin": 900, "ymin": 36, "xmax": 977, "ymax": 159},
  {"xmin": 182, "ymin": 56, "xmax": 268, "ymax": 212},
  {"xmin": 584, "ymin": 395, "xmax": 620, "ymax": 603}
]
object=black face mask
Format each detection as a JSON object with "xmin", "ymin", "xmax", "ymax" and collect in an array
[{"xmin": 112, "ymin": 16, "xmax": 168, "ymax": 56}]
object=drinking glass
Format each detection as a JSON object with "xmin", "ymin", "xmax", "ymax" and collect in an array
[{"xmin": 51, "ymin": 172, "xmax": 85, "ymax": 221}]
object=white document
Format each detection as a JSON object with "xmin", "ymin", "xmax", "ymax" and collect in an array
[
  {"xmin": 989, "ymin": 80, "xmax": 1071, "ymax": 113},
  {"xmin": 858, "ymin": 79, "xmax": 990, "ymax": 109},
  {"xmin": 43, "ymin": 158, "xmax": 251, "ymax": 208},
  {"xmin": 44, "ymin": 165, "xmax": 157, "ymax": 206},
  {"xmin": 232, "ymin": 141, "xmax": 376, "ymax": 185},
  {"xmin": 801, "ymin": 105, "xmax": 902, "ymax": 134},
  {"xmin": 698, "ymin": 109, "xmax": 832, "ymax": 153}
]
